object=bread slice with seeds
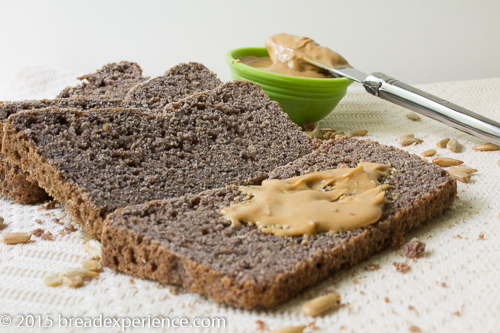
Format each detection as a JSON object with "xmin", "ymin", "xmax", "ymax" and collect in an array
[
  {"xmin": 100, "ymin": 137, "xmax": 456, "ymax": 309},
  {"xmin": 2, "ymin": 81, "xmax": 314, "ymax": 237}
]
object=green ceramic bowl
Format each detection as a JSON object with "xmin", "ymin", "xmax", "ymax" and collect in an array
[{"xmin": 226, "ymin": 47, "xmax": 352, "ymax": 126}]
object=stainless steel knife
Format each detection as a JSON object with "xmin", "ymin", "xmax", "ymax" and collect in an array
[{"xmin": 306, "ymin": 59, "xmax": 500, "ymax": 145}]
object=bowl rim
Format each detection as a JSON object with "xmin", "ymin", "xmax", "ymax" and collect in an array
[{"xmin": 226, "ymin": 47, "xmax": 351, "ymax": 85}]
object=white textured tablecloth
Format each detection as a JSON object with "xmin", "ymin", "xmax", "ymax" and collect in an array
[{"xmin": 0, "ymin": 67, "xmax": 499, "ymax": 333}]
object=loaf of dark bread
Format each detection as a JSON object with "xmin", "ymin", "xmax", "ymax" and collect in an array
[
  {"xmin": 57, "ymin": 61, "xmax": 149, "ymax": 99},
  {"xmin": 100, "ymin": 138, "xmax": 456, "ymax": 309},
  {"xmin": 2, "ymin": 81, "xmax": 314, "ymax": 237},
  {"xmin": 0, "ymin": 97, "xmax": 122, "ymax": 203},
  {"xmin": 124, "ymin": 62, "xmax": 222, "ymax": 110}
]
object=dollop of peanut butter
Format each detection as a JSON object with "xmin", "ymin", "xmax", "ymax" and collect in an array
[
  {"xmin": 239, "ymin": 33, "xmax": 350, "ymax": 78},
  {"xmin": 221, "ymin": 162, "xmax": 390, "ymax": 237}
]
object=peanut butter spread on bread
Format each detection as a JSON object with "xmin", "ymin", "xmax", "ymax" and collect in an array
[{"xmin": 221, "ymin": 162, "xmax": 390, "ymax": 237}]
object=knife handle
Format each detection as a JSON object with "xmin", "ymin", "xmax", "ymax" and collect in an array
[{"xmin": 363, "ymin": 72, "xmax": 500, "ymax": 145}]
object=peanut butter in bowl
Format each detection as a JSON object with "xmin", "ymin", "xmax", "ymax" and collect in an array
[{"xmin": 240, "ymin": 33, "xmax": 351, "ymax": 78}]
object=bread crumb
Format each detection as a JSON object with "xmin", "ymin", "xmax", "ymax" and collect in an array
[
  {"xmin": 307, "ymin": 321, "xmax": 317, "ymax": 330},
  {"xmin": 403, "ymin": 238, "xmax": 426, "ymax": 259},
  {"xmin": 409, "ymin": 325, "xmax": 422, "ymax": 332},
  {"xmin": 38, "ymin": 200, "xmax": 57, "ymax": 210},
  {"xmin": 129, "ymin": 279, "xmax": 135, "ymax": 284},
  {"xmin": 393, "ymin": 261, "xmax": 410, "ymax": 273},
  {"xmin": 255, "ymin": 319, "xmax": 266, "ymax": 330},
  {"xmin": 440, "ymin": 282, "xmax": 447, "ymax": 288},
  {"xmin": 35, "ymin": 219, "xmax": 43, "ymax": 225},
  {"xmin": 385, "ymin": 297, "xmax": 390, "ymax": 303},
  {"xmin": 365, "ymin": 264, "xmax": 381, "ymax": 271},
  {"xmin": 52, "ymin": 218, "xmax": 64, "ymax": 225},
  {"xmin": 352, "ymin": 278, "xmax": 359, "ymax": 284},
  {"xmin": 478, "ymin": 232, "xmax": 485, "ymax": 240},
  {"xmin": 31, "ymin": 228, "xmax": 55, "ymax": 241},
  {"xmin": 453, "ymin": 311, "xmax": 461, "ymax": 316}
]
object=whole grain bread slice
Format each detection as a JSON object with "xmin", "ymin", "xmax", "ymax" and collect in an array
[
  {"xmin": 100, "ymin": 138, "xmax": 456, "ymax": 309},
  {"xmin": 57, "ymin": 61, "xmax": 149, "ymax": 99},
  {"xmin": 0, "ymin": 62, "xmax": 222, "ymax": 204},
  {"xmin": 0, "ymin": 97, "xmax": 122, "ymax": 203},
  {"xmin": 2, "ymin": 81, "xmax": 314, "ymax": 237}
]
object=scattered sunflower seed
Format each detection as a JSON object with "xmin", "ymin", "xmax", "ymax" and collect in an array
[
  {"xmin": 302, "ymin": 293, "xmax": 341, "ymax": 317},
  {"xmin": 471, "ymin": 142, "xmax": 499, "ymax": 151},
  {"xmin": 446, "ymin": 138, "xmax": 461, "ymax": 153},
  {"xmin": 62, "ymin": 275, "xmax": 84, "ymax": 288},
  {"xmin": 449, "ymin": 165, "xmax": 477, "ymax": 174},
  {"xmin": 0, "ymin": 232, "xmax": 31, "ymax": 245},
  {"xmin": 43, "ymin": 272, "xmax": 63, "ymax": 287},
  {"xmin": 396, "ymin": 133, "xmax": 423, "ymax": 146},
  {"xmin": 76, "ymin": 230, "xmax": 92, "ymax": 243},
  {"xmin": 447, "ymin": 168, "xmax": 471, "ymax": 183},
  {"xmin": 83, "ymin": 239, "xmax": 102, "ymax": 259},
  {"xmin": 406, "ymin": 113, "xmax": 421, "ymax": 121},
  {"xmin": 349, "ymin": 129, "xmax": 368, "ymax": 137},
  {"xmin": 436, "ymin": 137, "xmax": 450, "ymax": 148},
  {"xmin": 61, "ymin": 267, "xmax": 99, "ymax": 279},
  {"xmin": 82, "ymin": 259, "xmax": 102, "ymax": 271},
  {"xmin": 421, "ymin": 149, "xmax": 437, "ymax": 157},
  {"xmin": 309, "ymin": 127, "xmax": 323, "ymax": 139},
  {"xmin": 432, "ymin": 157, "xmax": 464, "ymax": 167}
]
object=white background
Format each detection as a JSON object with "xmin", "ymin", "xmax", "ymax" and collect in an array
[{"xmin": 0, "ymin": 0, "xmax": 499, "ymax": 90}]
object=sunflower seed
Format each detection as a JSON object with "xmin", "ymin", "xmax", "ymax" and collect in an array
[
  {"xmin": 61, "ymin": 267, "xmax": 99, "ymax": 279},
  {"xmin": 406, "ymin": 113, "xmax": 421, "ymax": 121},
  {"xmin": 82, "ymin": 259, "xmax": 102, "ymax": 272},
  {"xmin": 446, "ymin": 138, "xmax": 461, "ymax": 153},
  {"xmin": 449, "ymin": 165, "xmax": 477, "ymax": 174},
  {"xmin": 43, "ymin": 272, "xmax": 63, "ymax": 287},
  {"xmin": 62, "ymin": 275, "xmax": 83, "ymax": 288},
  {"xmin": 471, "ymin": 142, "xmax": 499, "ymax": 151},
  {"xmin": 447, "ymin": 168, "xmax": 471, "ymax": 183},
  {"xmin": 76, "ymin": 230, "xmax": 92, "ymax": 243},
  {"xmin": 309, "ymin": 127, "xmax": 323, "ymax": 139},
  {"xmin": 0, "ymin": 232, "xmax": 31, "ymax": 244},
  {"xmin": 302, "ymin": 293, "xmax": 341, "ymax": 317},
  {"xmin": 432, "ymin": 157, "xmax": 464, "ymax": 167},
  {"xmin": 436, "ymin": 137, "xmax": 450, "ymax": 148},
  {"xmin": 349, "ymin": 129, "xmax": 368, "ymax": 137},
  {"xmin": 0, "ymin": 217, "xmax": 5, "ymax": 229},
  {"xmin": 83, "ymin": 239, "xmax": 102, "ymax": 259},
  {"xmin": 396, "ymin": 134, "xmax": 423, "ymax": 146},
  {"xmin": 421, "ymin": 149, "xmax": 437, "ymax": 157}
]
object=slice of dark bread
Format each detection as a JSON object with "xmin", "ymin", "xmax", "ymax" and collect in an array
[
  {"xmin": 2, "ymin": 81, "xmax": 314, "ymax": 237},
  {"xmin": 0, "ymin": 97, "xmax": 122, "ymax": 203},
  {"xmin": 100, "ymin": 138, "xmax": 456, "ymax": 309},
  {"xmin": 124, "ymin": 62, "xmax": 222, "ymax": 110},
  {"xmin": 0, "ymin": 62, "xmax": 222, "ymax": 204},
  {"xmin": 57, "ymin": 61, "xmax": 149, "ymax": 99}
]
